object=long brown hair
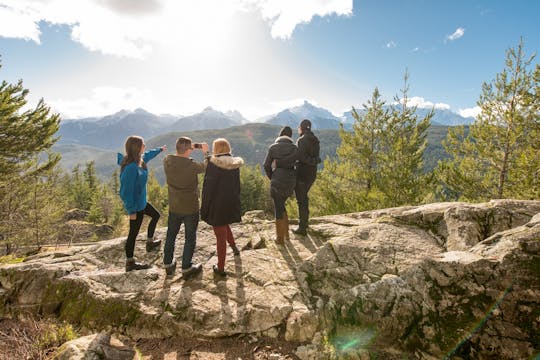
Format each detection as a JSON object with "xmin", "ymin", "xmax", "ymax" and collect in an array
[{"xmin": 121, "ymin": 136, "xmax": 146, "ymax": 172}]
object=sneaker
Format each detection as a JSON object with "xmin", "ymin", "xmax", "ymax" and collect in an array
[
  {"xmin": 231, "ymin": 244, "xmax": 240, "ymax": 256},
  {"xmin": 146, "ymin": 238, "xmax": 161, "ymax": 252},
  {"xmin": 212, "ymin": 265, "xmax": 227, "ymax": 277},
  {"xmin": 165, "ymin": 260, "xmax": 177, "ymax": 277},
  {"xmin": 182, "ymin": 263, "xmax": 203, "ymax": 279},
  {"xmin": 293, "ymin": 227, "xmax": 307, "ymax": 236},
  {"xmin": 126, "ymin": 260, "xmax": 151, "ymax": 272}
]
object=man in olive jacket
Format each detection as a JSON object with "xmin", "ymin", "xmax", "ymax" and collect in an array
[{"xmin": 163, "ymin": 137, "xmax": 208, "ymax": 277}]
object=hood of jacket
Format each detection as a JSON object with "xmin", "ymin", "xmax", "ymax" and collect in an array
[
  {"xmin": 210, "ymin": 154, "xmax": 244, "ymax": 170},
  {"xmin": 275, "ymin": 135, "xmax": 294, "ymax": 143}
]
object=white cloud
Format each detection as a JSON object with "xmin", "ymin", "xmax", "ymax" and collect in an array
[
  {"xmin": 49, "ymin": 86, "xmax": 158, "ymax": 118},
  {"xmin": 0, "ymin": 0, "xmax": 353, "ymax": 57},
  {"xmin": 398, "ymin": 96, "xmax": 450, "ymax": 110},
  {"xmin": 386, "ymin": 41, "xmax": 396, "ymax": 48},
  {"xmin": 447, "ymin": 27, "xmax": 465, "ymax": 41},
  {"xmin": 244, "ymin": 0, "xmax": 353, "ymax": 39},
  {"xmin": 458, "ymin": 106, "xmax": 481, "ymax": 118}
]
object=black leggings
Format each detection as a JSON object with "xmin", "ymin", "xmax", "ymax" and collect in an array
[{"xmin": 125, "ymin": 202, "xmax": 160, "ymax": 258}]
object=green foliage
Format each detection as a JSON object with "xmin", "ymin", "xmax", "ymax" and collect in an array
[
  {"xmin": 38, "ymin": 322, "xmax": 77, "ymax": 350},
  {"xmin": 0, "ymin": 62, "xmax": 62, "ymax": 253},
  {"xmin": 379, "ymin": 72, "xmax": 433, "ymax": 207},
  {"xmin": 147, "ymin": 170, "xmax": 168, "ymax": 215},
  {"xmin": 310, "ymin": 73, "xmax": 432, "ymax": 216},
  {"xmin": 438, "ymin": 40, "xmax": 540, "ymax": 201},
  {"xmin": 240, "ymin": 164, "xmax": 273, "ymax": 214},
  {"xmin": 0, "ymin": 254, "xmax": 25, "ymax": 264}
]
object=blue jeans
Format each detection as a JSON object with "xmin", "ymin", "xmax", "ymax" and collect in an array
[{"xmin": 163, "ymin": 211, "xmax": 199, "ymax": 269}]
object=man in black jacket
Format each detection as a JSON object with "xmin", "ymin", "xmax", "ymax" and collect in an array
[{"xmin": 277, "ymin": 119, "xmax": 320, "ymax": 235}]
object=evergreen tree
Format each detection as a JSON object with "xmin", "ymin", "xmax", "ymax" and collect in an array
[
  {"xmin": 310, "ymin": 88, "xmax": 391, "ymax": 214},
  {"xmin": 0, "ymin": 63, "xmax": 61, "ymax": 253},
  {"xmin": 147, "ymin": 170, "xmax": 168, "ymax": 215},
  {"xmin": 379, "ymin": 72, "xmax": 432, "ymax": 207},
  {"xmin": 310, "ymin": 74, "xmax": 432, "ymax": 215},
  {"xmin": 240, "ymin": 164, "xmax": 272, "ymax": 213},
  {"xmin": 438, "ymin": 40, "xmax": 540, "ymax": 200}
]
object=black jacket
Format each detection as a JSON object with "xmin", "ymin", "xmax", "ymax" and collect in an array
[
  {"xmin": 263, "ymin": 136, "xmax": 297, "ymax": 199},
  {"xmin": 201, "ymin": 154, "xmax": 243, "ymax": 226},
  {"xmin": 277, "ymin": 129, "xmax": 320, "ymax": 182}
]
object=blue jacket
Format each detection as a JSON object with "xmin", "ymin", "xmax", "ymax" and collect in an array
[{"xmin": 118, "ymin": 148, "xmax": 162, "ymax": 214}]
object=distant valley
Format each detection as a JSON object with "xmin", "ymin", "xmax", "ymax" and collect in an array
[{"xmin": 54, "ymin": 102, "xmax": 469, "ymax": 182}]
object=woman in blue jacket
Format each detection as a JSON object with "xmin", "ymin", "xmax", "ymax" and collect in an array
[{"xmin": 119, "ymin": 135, "xmax": 166, "ymax": 272}]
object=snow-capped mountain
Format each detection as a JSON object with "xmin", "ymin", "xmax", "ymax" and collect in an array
[
  {"xmin": 58, "ymin": 107, "xmax": 246, "ymax": 149},
  {"xmin": 342, "ymin": 106, "xmax": 475, "ymax": 126},
  {"xmin": 262, "ymin": 101, "xmax": 343, "ymax": 129},
  {"xmin": 165, "ymin": 106, "xmax": 244, "ymax": 133}
]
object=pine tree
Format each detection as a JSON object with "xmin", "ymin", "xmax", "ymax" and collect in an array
[
  {"xmin": 379, "ymin": 72, "xmax": 432, "ymax": 207},
  {"xmin": 438, "ymin": 40, "xmax": 540, "ymax": 200},
  {"xmin": 240, "ymin": 164, "xmax": 272, "ymax": 213},
  {"xmin": 310, "ymin": 74, "xmax": 432, "ymax": 215},
  {"xmin": 0, "ymin": 63, "xmax": 61, "ymax": 253},
  {"xmin": 310, "ymin": 88, "xmax": 391, "ymax": 214}
]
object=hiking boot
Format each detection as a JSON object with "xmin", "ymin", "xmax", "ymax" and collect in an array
[
  {"xmin": 165, "ymin": 260, "xmax": 177, "ymax": 277},
  {"xmin": 182, "ymin": 263, "xmax": 203, "ymax": 279},
  {"xmin": 293, "ymin": 227, "xmax": 307, "ymax": 236},
  {"xmin": 213, "ymin": 265, "xmax": 227, "ymax": 277},
  {"xmin": 231, "ymin": 244, "xmax": 240, "ymax": 256},
  {"xmin": 126, "ymin": 259, "xmax": 151, "ymax": 272},
  {"xmin": 146, "ymin": 238, "xmax": 161, "ymax": 252}
]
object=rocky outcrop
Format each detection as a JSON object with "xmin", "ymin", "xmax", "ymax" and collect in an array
[{"xmin": 1, "ymin": 200, "xmax": 539, "ymax": 359}]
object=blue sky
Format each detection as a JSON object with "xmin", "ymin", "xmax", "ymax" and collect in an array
[{"xmin": 0, "ymin": 0, "xmax": 538, "ymax": 120}]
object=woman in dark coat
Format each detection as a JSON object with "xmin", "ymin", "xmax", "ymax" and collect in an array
[
  {"xmin": 201, "ymin": 138, "xmax": 243, "ymax": 277},
  {"xmin": 263, "ymin": 126, "xmax": 297, "ymax": 244}
]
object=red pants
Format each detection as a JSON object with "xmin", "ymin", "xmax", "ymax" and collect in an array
[{"xmin": 213, "ymin": 225, "xmax": 236, "ymax": 271}]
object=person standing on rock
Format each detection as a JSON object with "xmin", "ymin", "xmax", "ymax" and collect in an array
[
  {"xmin": 118, "ymin": 135, "xmax": 166, "ymax": 272},
  {"xmin": 162, "ymin": 137, "xmax": 209, "ymax": 278},
  {"xmin": 276, "ymin": 119, "xmax": 320, "ymax": 236},
  {"xmin": 263, "ymin": 126, "xmax": 297, "ymax": 244},
  {"xmin": 201, "ymin": 138, "xmax": 243, "ymax": 278}
]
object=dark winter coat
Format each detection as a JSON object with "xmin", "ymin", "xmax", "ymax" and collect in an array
[
  {"xmin": 276, "ymin": 129, "xmax": 320, "ymax": 183},
  {"xmin": 263, "ymin": 136, "xmax": 297, "ymax": 199},
  {"xmin": 295, "ymin": 129, "xmax": 320, "ymax": 182},
  {"xmin": 200, "ymin": 154, "xmax": 244, "ymax": 226}
]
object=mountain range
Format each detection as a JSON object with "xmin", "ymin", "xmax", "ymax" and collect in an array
[{"xmin": 57, "ymin": 101, "xmax": 474, "ymax": 149}]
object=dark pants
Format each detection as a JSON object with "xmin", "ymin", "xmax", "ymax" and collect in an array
[
  {"xmin": 213, "ymin": 225, "xmax": 236, "ymax": 271},
  {"xmin": 125, "ymin": 202, "xmax": 160, "ymax": 258},
  {"xmin": 163, "ymin": 211, "xmax": 199, "ymax": 269},
  {"xmin": 295, "ymin": 176, "xmax": 315, "ymax": 230},
  {"xmin": 272, "ymin": 195, "xmax": 288, "ymax": 219}
]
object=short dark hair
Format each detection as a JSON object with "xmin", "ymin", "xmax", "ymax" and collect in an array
[
  {"xmin": 279, "ymin": 126, "xmax": 292, "ymax": 137},
  {"xmin": 176, "ymin": 137, "xmax": 192, "ymax": 153},
  {"xmin": 300, "ymin": 119, "xmax": 311, "ymax": 131}
]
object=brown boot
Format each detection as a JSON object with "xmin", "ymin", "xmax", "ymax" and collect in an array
[
  {"xmin": 283, "ymin": 212, "xmax": 290, "ymax": 241},
  {"xmin": 275, "ymin": 218, "xmax": 285, "ymax": 245}
]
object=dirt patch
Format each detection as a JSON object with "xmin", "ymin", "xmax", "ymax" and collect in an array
[
  {"xmin": 0, "ymin": 317, "xmax": 76, "ymax": 360},
  {"xmin": 0, "ymin": 317, "xmax": 303, "ymax": 360},
  {"xmin": 136, "ymin": 335, "xmax": 302, "ymax": 360}
]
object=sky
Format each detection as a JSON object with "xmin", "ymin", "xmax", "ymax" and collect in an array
[{"xmin": 0, "ymin": 0, "xmax": 539, "ymax": 121}]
